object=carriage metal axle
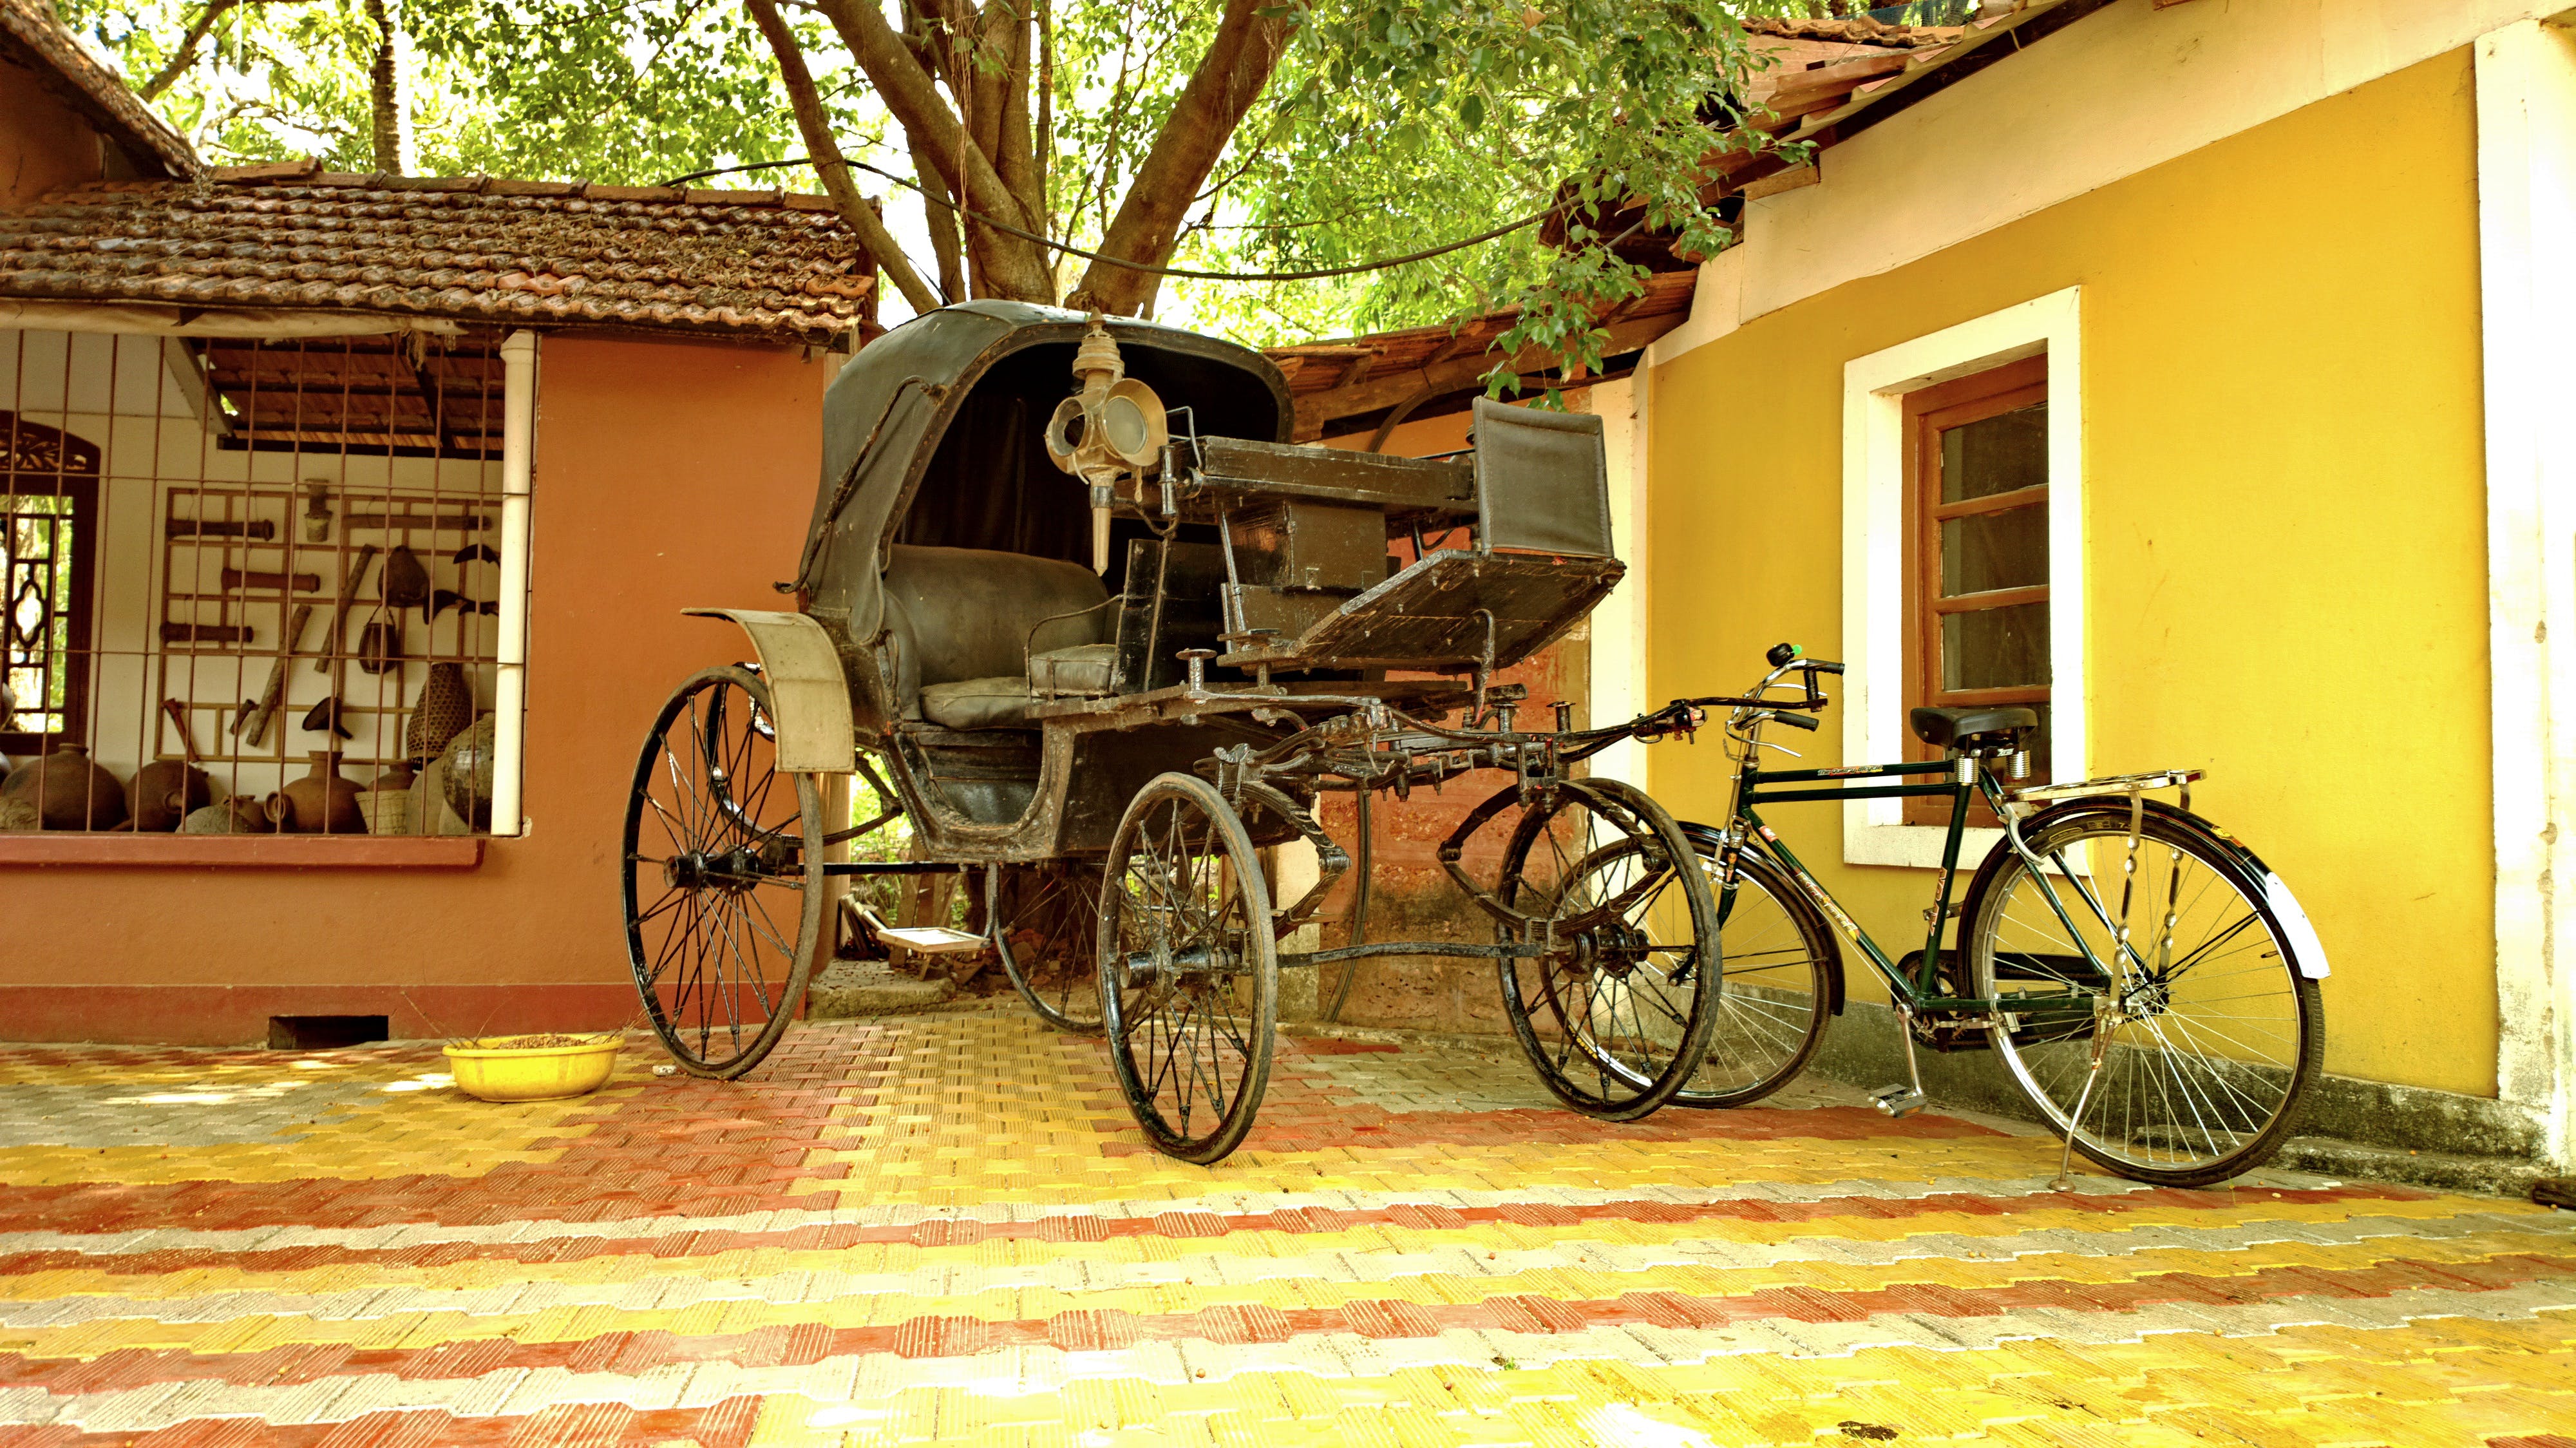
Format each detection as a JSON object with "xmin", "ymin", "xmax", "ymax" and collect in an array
[{"xmin": 1279, "ymin": 941, "xmax": 1544, "ymax": 967}]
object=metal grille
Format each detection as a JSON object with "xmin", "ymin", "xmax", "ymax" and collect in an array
[{"xmin": 0, "ymin": 328, "xmax": 514, "ymax": 836}]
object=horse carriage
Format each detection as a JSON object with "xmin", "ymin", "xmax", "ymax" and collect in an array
[{"xmin": 621, "ymin": 301, "xmax": 1740, "ymax": 1162}]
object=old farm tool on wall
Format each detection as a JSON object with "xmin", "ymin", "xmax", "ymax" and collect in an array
[
  {"xmin": 234, "ymin": 603, "xmax": 315, "ymax": 747},
  {"xmin": 618, "ymin": 303, "xmax": 1724, "ymax": 1165},
  {"xmin": 220, "ymin": 567, "xmax": 322, "ymax": 593},
  {"xmin": 383, "ymin": 546, "xmax": 431, "ymax": 623},
  {"xmin": 310, "ymin": 545, "xmax": 376, "ymax": 677}
]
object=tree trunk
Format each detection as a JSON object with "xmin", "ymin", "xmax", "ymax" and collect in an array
[
  {"xmin": 815, "ymin": 0, "xmax": 1056, "ymax": 300},
  {"xmin": 1068, "ymin": 0, "xmax": 1290, "ymax": 314},
  {"xmin": 363, "ymin": 0, "xmax": 413, "ymax": 175},
  {"xmin": 745, "ymin": 0, "xmax": 941, "ymax": 314}
]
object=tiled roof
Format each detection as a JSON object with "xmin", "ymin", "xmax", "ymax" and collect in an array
[
  {"xmin": 0, "ymin": 163, "xmax": 878, "ymax": 347},
  {"xmin": 1743, "ymin": 14, "xmax": 1963, "ymax": 48},
  {"xmin": 1265, "ymin": 269, "xmax": 1699, "ymax": 439},
  {"xmin": 0, "ymin": 0, "xmax": 198, "ymax": 179}
]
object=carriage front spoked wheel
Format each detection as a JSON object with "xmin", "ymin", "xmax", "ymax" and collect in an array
[
  {"xmin": 1495, "ymin": 778, "xmax": 1721, "ymax": 1121},
  {"xmin": 991, "ymin": 861, "xmax": 1106, "ymax": 1033},
  {"xmin": 621, "ymin": 665, "xmax": 824, "ymax": 1078},
  {"xmin": 1964, "ymin": 808, "xmax": 2324, "ymax": 1186},
  {"xmin": 1098, "ymin": 772, "xmax": 1278, "ymax": 1164}
]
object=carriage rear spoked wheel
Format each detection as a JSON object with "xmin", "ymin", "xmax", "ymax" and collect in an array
[
  {"xmin": 1098, "ymin": 772, "xmax": 1278, "ymax": 1164},
  {"xmin": 621, "ymin": 665, "xmax": 825, "ymax": 1078},
  {"xmin": 990, "ymin": 861, "xmax": 1106, "ymax": 1033},
  {"xmin": 1495, "ymin": 778, "xmax": 1721, "ymax": 1120}
]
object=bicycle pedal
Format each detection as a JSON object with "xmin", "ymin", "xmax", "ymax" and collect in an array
[{"xmin": 1869, "ymin": 1085, "xmax": 1929, "ymax": 1118}]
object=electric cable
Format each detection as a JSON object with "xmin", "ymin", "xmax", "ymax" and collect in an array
[{"xmin": 658, "ymin": 154, "xmax": 1569, "ymax": 281}]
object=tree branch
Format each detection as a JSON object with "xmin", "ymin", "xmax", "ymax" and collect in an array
[
  {"xmin": 139, "ymin": 0, "xmax": 239, "ymax": 101},
  {"xmin": 1070, "ymin": 0, "xmax": 1293, "ymax": 314},
  {"xmin": 900, "ymin": 3, "xmax": 966, "ymax": 301},
  {"xmin": 746, "ymin": 0, "xmax": 942, "ymax": 313}
]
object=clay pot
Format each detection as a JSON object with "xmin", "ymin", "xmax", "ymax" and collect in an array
[
  {"xmin": 440, "ymin": 714, "xmax": 497, "ymax": 832},
  {"xmin": 406, "ymin": 662, "xmax": 473, "ymax": 761},
  {"xmin": 181, "ymin": 797, "xmax": 273, "ymax": 834},
  {"xmin": 269, "ymin": 750, "xmax": 365, "ymax": 835},
  {"xmin": 127, "ymin": 759, "xmax": 216, "ymax": 832},
  {"xmin": 1, "ymin": 743, "xmax": 128, "ymax": 831}
]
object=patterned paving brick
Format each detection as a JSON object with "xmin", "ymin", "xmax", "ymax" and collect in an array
[{"xmin": 0, "ymin": 1002, "xmax": 2570, "ymax": 1446}]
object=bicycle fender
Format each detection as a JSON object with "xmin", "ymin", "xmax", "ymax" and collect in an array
[
  {"xmin": 2003, "ymin": 796, "xmax": 2331, "ymax": 980},
  {"xmin": 1680, "ymin": 819, "xmax": 1849, "ymax": 1016}
]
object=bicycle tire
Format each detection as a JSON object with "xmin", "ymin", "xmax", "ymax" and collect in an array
[
  {"xmin": 1672, "ymin": 845, "xmax": 1835, "ymax": 1108},
  {"xmin": 1961, "ymin": 805, "xmax": 2324, "ymax": 1186}
]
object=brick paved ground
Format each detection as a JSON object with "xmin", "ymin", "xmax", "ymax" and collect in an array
[{"xmin": 1, "ymin": 1002, "xmax": 2572, "ymax": 1447}]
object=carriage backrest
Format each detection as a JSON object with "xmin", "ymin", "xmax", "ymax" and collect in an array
[
  {"xmin": 882, "ymin": 544, "xmax": 1112, "ymax": 717},
  {"xmin": 1469, "ymin": 397, "xmax": 1613, "ymax": 558}
]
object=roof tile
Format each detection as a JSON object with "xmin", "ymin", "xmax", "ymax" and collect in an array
[{"xmin": 0, "ymin": 173, "xmax": 876, "ymax": 347}]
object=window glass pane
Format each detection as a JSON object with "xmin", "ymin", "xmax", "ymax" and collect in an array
[
  {"xmin": 1940, "ymin": 502, "xmax": 2045, "ymax": 597},
  {"xmin": 1940, "ymin": 400, "xmax": 2047, "ymax": 502},
  {"xmin": 4, "ymin": 495, "xmax": 74, "ymax": 736},
  {"xmin": 1942, "ymin": 602, "xmax": 2049, "ymax": 691}
]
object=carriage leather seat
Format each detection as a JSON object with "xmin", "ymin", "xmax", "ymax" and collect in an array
[
  {"xmin": 882, "ymin": 544, "xmax": 1115, "ymax": 730},
  {"xmin": 1909, "ymin": 705, "xmax": 2040, "ymax": 750}
]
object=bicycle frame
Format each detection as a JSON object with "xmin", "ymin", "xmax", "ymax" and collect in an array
[{"xmin": 1716, "ymin": 737, "xmax": 2105, "ymax": 1023}]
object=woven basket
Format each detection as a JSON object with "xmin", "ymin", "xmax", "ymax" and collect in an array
[
  {"xmin": 358, "ymin": 788, "xmax": 411, "ymax": 835},
  {"xmin": 404, "ymin": 662, "xmax": 473, "ymax": 761}
]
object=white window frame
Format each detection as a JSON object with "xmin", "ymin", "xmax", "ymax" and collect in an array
[{"xmin": 1840, "ymin": 287, "xmax": 2084, "ymax": 868}]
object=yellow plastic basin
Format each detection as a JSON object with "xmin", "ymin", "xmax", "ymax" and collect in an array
[{"xmin": 443, "ymin": 1033, "xmax": 622, "ymax": 1101}]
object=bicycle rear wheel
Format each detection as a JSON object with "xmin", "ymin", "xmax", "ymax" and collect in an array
[{"xmin": 1962, "ymin": 806, "xmax": 2323, "ymax": 1186}]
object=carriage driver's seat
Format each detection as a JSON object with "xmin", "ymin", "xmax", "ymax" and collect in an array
[{"xmin": 881, "ymin": 544, "xmax": 1116, "ymax": 730}]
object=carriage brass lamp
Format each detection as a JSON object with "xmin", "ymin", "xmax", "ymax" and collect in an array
[{"xmin": 1045, "ymin": 316, "xmax": 1168, "ymax": 568}]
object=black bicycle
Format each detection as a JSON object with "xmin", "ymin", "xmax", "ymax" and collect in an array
[{"xmin": 1657, "ymin": 643, "xmax": 2329, "ymax": 1186}]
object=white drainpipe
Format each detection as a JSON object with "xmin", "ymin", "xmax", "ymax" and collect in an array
[{"xmin": 492, "ymin": 330, "xmax": 538, "ymax": 836}]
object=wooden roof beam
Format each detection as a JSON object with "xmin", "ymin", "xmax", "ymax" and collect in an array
[{"xmin": 1290, "ymin": 311, "xmax": 1683, "ymax": 441}]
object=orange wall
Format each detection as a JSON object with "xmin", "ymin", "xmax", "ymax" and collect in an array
[
  {"xmin": 1, "ymin": 58, "xmax": 102, "ymax": 205},
  {"xmin": 0, "ymin": 334, "xmax": 831, "ymax": 1043}
]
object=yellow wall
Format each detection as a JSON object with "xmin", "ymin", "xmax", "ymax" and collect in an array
[{"xmin": 1647, "ymin": 50, "xmax": 2497, "ymax": 1094}]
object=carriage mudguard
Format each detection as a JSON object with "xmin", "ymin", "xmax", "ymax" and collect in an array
[
  {"xmin": 679, "ymin": 609, "xmax": 855, "ymax": 774},
  {"xmin": 1973, "ymin": 795, "xmax": 2331, "ymax": 980}
]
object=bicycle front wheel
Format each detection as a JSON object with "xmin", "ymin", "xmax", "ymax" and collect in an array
[
  {"xmin": 1495, "ymin": 779, "xmax": 1719, "ymax": 1121},
  {"xmin": 1962, "ymin": 806, "xmax": 2323, "ymax": 1186},
  {"xmin": 1672, "ymin": 846, "xmax": 1834, "ymax": 1108}
]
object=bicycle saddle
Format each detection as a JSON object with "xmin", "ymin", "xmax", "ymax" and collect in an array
[{"xmin": 1909, "ymin": 705, "xmax": 2038, "ymax": 750}]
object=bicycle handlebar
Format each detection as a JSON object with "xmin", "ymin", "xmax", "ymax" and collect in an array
[
  {"xmin": 1768, "ymin": 710, "xmax": 1820, "ymax": 732},
  {"xmin": 1765, "ymin": 642, "xmax": 1844, "ymax": 676}
]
